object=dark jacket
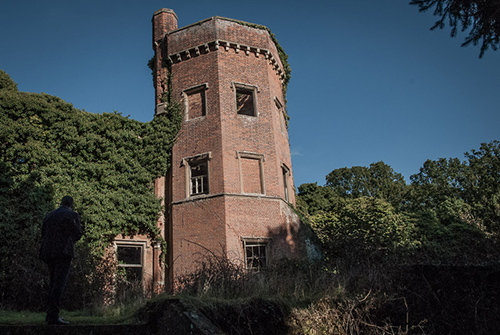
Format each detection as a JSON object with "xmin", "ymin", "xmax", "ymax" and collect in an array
[{"xmin": 39, "ymin": 206, "xmax": 83, "ymax": 262}]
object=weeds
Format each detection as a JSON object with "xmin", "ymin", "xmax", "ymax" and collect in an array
[
  {"xmin": 172, "ymin": 254, "xmax": 500, "ymax": 334},
  {"xmin": 2, "ymin": 248, "xmax": 497, "ymax": 333},
  {"xmin": 173, "ymin": 255, "xmax": 419, "ymax": 334}
]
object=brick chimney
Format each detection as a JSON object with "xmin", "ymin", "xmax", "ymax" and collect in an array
[
  {"xmin": 152, "ymin": 8, "xmax": 178, "ymax": 44},
  {"xmin": 152, "ymin": 8, "xmax": 178, "ymax": 113}
]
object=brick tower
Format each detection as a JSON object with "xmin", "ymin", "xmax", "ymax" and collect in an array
[{"xmin": 152, "ymin": 9, "xmax": 308, "ymax": 290}]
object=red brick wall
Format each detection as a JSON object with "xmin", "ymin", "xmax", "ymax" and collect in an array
[
  {"xmin": 170, "ymin": 197, "xmax": 227, "ymax": 278},
  {"xmin": 154, "ymin": 12, "xmax": 303, "ymax": 283},
  {"xmin": 240, "ymin": 157, "xmax": 262, "ymax": 194}
]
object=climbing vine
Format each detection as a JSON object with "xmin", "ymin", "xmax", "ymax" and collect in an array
[{"xmin": 0, "ymin": 70, "xmax": 181, "ymax": 259}]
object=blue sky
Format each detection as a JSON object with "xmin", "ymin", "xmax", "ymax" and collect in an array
[{"xmin": 1, "ymin": 0, "xmax": 499, "ymax": 187}]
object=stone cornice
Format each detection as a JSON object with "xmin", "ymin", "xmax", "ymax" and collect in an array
[
  {"xmin": 170, "ymin": 192, "xmax": 285, "ymax": 206},
  {"xmin": 167, "ymin": 40, "xmax": 285, "ymax": 82}
]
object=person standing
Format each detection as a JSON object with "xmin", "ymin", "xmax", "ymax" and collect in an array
[{"xmin": 39, "ymin": 196, "xmax": 83, "ymax": 325}]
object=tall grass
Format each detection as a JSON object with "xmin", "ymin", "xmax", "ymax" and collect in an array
[{"xmin": 174, "ymin": 255, "xmax": 422, "ymax": 335}]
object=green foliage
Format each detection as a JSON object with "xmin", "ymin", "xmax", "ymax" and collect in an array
[
  {"xmin": 409, "ymin": 157, "xmax": 466, "ymax": 201},
  {"xmin": 0, "ymin": 71, "xmax": 181, "ymax": 309},
  {"xmin": 299, "ymin": 143, "xmax": 500, "ymax": 266},
  {"xmin": 410, "ymin": 0, "xmax": 500, "ymax": 57},
  {"xmin": 140, "ymin": 104, "xmax": 182, "ymax": 179},
  {"xmin": 464, "ymin": 140, "xmax": 500, "ymax": 231},
  {"xmin": 0, "ymin": 70, "xmax": 18, "ymax": 91},
  {"xmin": 325, "ymin": 161, "xmax": 407, "ymax": 208},
  {"xmin": 408, "ymin": 141, "xmax": 500, "ymax": 233},
  {"xmin": 296, "ymin": 182, "xmax": 338, "ymax": 216},
  {"xmin": 310, "ymin": 197, "xmax": 418, "ymax": 261}
]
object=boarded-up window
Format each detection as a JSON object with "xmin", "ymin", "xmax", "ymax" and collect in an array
[
  {"xmin": 241, "ymin": 157, "xmax": 262, "ymax": 194},
  {"xmin": 187, "ymin": 89, "xmax": 205, "ymax": 119},
  {"xmin": 183, "ymin": 84, "xmax": 207, "ymax": 120}
]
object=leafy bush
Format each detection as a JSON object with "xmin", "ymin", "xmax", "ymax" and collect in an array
[{"xmin": 310, "ymin": 197, "xmax": 419, "ymax": 262}]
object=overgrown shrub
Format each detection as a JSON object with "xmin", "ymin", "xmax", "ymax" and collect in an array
[
  {"xmin": 310, "ymin": 197, "xmax": 419, "ymax": 263},
  {"xmin": 0, "ymin": 70, "xmax": 181, "ymax": 311}
]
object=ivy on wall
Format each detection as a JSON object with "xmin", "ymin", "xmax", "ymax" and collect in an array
[{"xmin": 0, "ymin": 70, "xmax": 181, "ymax": 302}]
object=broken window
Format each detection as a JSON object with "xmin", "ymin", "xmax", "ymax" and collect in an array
[
  {"xmin": 190, "ymin": 161, "xmax": 209, "ymax": 195},
  {"xmin": 183, "ymin": 152, "xmax": 211, "ymax": 198},
  {"xmin": 233, "ymin": 83, "xmax": 258, "ymax": 116},
  {"xmin": 243, "ymin": 240, "xmax": 268, "ymax": 271},
  {"xmin": 236, "ymin": 88, "xmax": 254, "ymax": 116}
]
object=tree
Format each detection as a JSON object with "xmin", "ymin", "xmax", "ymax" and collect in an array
[
  {"xmin": 298, "ymin": 145, "xmax": 500, "ymax": 266},
  {"xmin": 410, "ymin": 0, "xmax": 500, "ymax": 57},
  {"xmin": 408, "ymin": 141, "xmax": 500, "ymax": 232},
  {"xmin": 310, "ymin": 197, "xmax": 417, "ymax": 262},
  {"xmin": 408, "ymin": 157, "xmax": 468, "ymax": 215},
  {"xmin": 296, "ymin": 182, "xmax": 338, "ymax": 216},
  {"xmin": 464, "ymin": 140, "xmax": 500, "ymax": 231},
  {"xmin": 325, "ymin": 161, "xmax": 407, "ymax": 208},
  {"xmin": 0, "ymin": 70, "xmax": 18, "ymax": 91}
]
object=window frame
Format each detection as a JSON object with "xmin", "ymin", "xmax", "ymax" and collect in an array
[
  {"xmin": 232, "ymin": 82, "xmax": 259, "ymax": 117},
  {"xmin": 236, "ymin": 151, "xmax": 265, "ymax": 195},
  {"xmin": 241, "ymin": 237, "xmax": 271, "ymax": 271},
  {"xmin": 182, "ymin": 83, "xmax": 208, "ymax": 121},
  {"xmin": 182, "ymin": 152, "xmax": 212, "ymax": 198},
  {"xmin": 282, "ymin": 163, "xmax": 290, "ymax": 203},
  {"xmin": 114, "ymin": 241, "xmax": 146, "ymax": 282},
  {"xmin": 274, "ymin": 97, "xmax": 287, "ymax": 135},
  {"xmin": 190, "ymin": 161, "xmax": 209, "ymax": 196}
]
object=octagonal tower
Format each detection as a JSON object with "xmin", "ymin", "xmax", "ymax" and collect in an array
[{"xmin": 152, "ymin": 9, "xmax": 308, "ymax": 290}]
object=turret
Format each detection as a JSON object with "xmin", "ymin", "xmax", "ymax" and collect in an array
[{"xmin": 152, "ymin": 9, "xmax": 178, "ymax": 112}]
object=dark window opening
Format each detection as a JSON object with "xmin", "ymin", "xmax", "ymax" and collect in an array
[
  {"xmin": 244, "ymin": 242, "xmax": 267, "ymax": 271},
  {"xmin": 282, "ymin": 166, "xmax": 289, "ymax": 202},
  {"xmin": 236, "ymin": 88, "xmax": 255, "ymax": 116},
  {"xmin": 117, "ymin": 245, "xmax": 143, "ymax": 282}
]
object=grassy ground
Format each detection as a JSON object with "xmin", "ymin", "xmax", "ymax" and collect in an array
[{"xmin": 0, "ymin": 309, "xmax": 139, "ymax": 326}]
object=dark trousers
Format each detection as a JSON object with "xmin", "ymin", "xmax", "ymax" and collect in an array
[{"xmin": 46, "ymin": 257, "xmax": 72, "ymax": 321}]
